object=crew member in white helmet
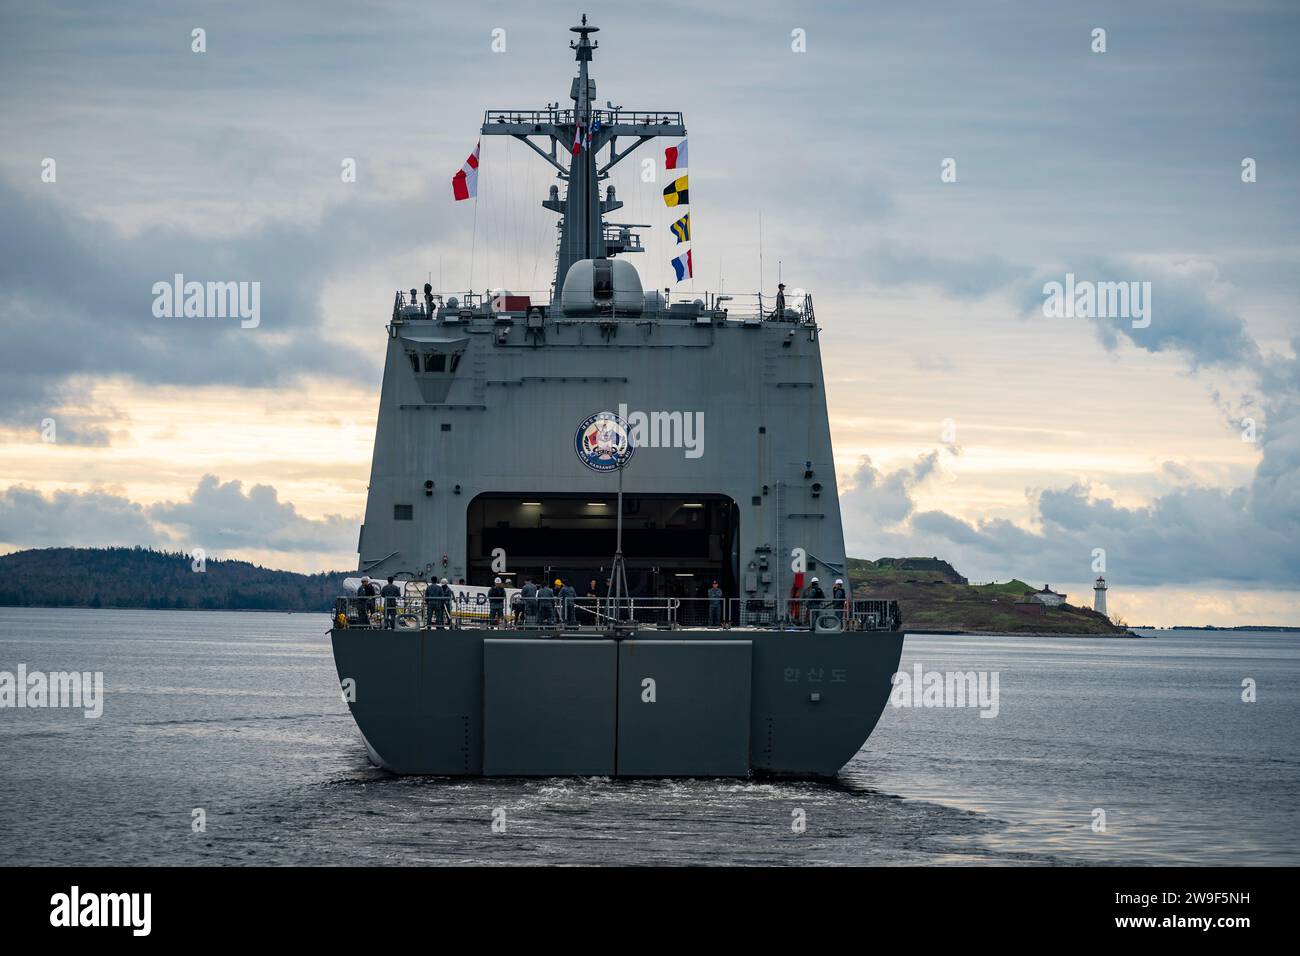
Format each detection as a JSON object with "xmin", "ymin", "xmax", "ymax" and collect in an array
[
  {"xmin": 488, "ymin": 577, "xmax": 506, "ymax": 627},
  {"xmin": 357, "ymin": 575, "xmax": 378, "ymax": 627},
  {"xmin": 804, "ymin": 576, "xmax": 826, "ymax": 623}
]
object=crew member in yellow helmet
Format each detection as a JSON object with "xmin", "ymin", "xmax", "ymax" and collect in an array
[{"xmin": 558, "ymin": 578, "xmax": 577, "ymax": 626}]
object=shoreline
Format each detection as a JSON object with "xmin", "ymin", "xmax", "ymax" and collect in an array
[
  {"xmin": 7, "ymin": 608, "xmax": 1292, "ymax": 635},
  {"xmin": 908, "ymin": 628, "xmax": 1148, "ymax": 639}
]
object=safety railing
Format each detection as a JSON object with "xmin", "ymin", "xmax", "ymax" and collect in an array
[
  {"xmin": 483, "ymin": 109, "xmax": 683, "ymax": 129},
  {"xmin": 335, "ymin": 592, "xmax": 899, "ymax": 633},
  {"xmin": 731, "ymin": 598, "xmax": 900, "ymax": 631},
  {"xmin": 391, "ymin": 289, "xmax": 550, "ymax": 322},
  {"xmin": 388, "ymin": 288, "xmax": 818, "ymax": 325}
]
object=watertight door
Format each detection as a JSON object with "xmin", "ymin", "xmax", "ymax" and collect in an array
[
  {"xmin": 482, "ymin": 639, "xmax": 617, "ymax": 775},
  {"xmin": 616, "ymin": 640, "xmax": 752, "ymax": 776}
]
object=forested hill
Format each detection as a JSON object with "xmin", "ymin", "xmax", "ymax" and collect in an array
[{"xmin": 0, "ymin": 547, "xmax": 348, "ymax": 611}]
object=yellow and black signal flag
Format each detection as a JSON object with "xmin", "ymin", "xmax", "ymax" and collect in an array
[
  {"xmin": 662, "ymin": 175, "xmax": 689, "ymax": 207},
  {"xmin": 670, "ymin": 212, "xmax": 691, "ymax": 244}
]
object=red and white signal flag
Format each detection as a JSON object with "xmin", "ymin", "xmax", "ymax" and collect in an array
[{"xmin": 452, "ymin": 142, "xmax": 480, "ymax": 201}]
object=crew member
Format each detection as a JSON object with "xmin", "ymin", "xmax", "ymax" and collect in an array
[
  {"xmin": 522, "ymin": 578, "xmax": 538, "ymax": 625},
  {"xmin": 442, "ymin": 578, "xmax": 458, "ymax": 628},
  {"xmin": 380, "ymin": 576, "xmax": 401, "ymax": 629},
  {"xmin": 832, "ymin": 578, "xmax": 847, "ymax": 622},
  {"xmin": 488, "ymin": 577, "xmax": 506, "ymax": 627},
  {"xmin": 537, "ymin": 580, "xmax": 556, "ymax": 626},
  {"xmin": 558, "ymin": 579, "xmax": 577, "ymax": 626},
  {"xmin": 772, "ymin": 282, "xmax": 786, "ymax": 320},
  {"xmin": 427, "ymin": 578, "xmax": 452, "ymax": 629},
  {"xmin": 708, "ymin": 580, "xmax": 724, "ymax": 627},
  {"xmin": 356, "ymin": 576, "xmax": 378, "ymax": 627},
  {"xmin": 804, "ymin": 576, "xmax": 826, "ymax": 626}
]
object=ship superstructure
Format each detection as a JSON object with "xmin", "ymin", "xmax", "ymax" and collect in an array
[{"xmin": 359, "ymin": 17, "xmax": 841, "ymax": 602}]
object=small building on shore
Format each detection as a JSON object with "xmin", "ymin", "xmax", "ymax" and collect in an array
[{"xmin": 1026, "ymin": 584, "xmax": 1067, "ymax": 607}]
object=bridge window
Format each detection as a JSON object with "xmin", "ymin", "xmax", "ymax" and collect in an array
[{"xmin": 394, "ymin": 504, "xmax": 413, "ymax": 520}]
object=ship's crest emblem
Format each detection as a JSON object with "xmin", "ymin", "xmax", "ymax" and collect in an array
[{"xmin": 575, "ymin": 411, "xmax": 635, "ymax": 472}]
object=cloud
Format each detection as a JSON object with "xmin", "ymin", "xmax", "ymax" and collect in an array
[
  {"xmin": 842, "ymin": 272, "xmax": 1300, "ymax": 587},
  {"xmin": 1018, "ymin": 258, "xmax": 1262, "ymax": 369},
  {"xmin": 840, "ymin": 451, "xmax": 941, "ymax": 530},
  {"xmin": 844, "ymin": 397, "xmax": 1300, "ymax": 588},
  {"xmin": 0, "ymin": 476, "xmax": 356, "ymax": 561},
  {"xmin": 865, "ymin": 247, "xmax": 1032, "ymax": 300},
  {"xmin": 0, "ymin": 176, "xmax": 438, "ymax": 430},
  {"xmin": 0, "ymin": 486, "xmax": 162, "ymax": 549},
  {"xmin": 911, "ymin": 475, "xmax": 1298, "ymax": 587},
  {"xmin": 147, "ymin": 475, "xmax": 354, "ymax": 553}
]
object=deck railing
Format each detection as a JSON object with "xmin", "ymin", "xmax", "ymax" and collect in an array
[
  {"xmin": 483, "ymin": 108, "xmax": 684, "ymax": 129},
  {"xmin": 336, "ymin": 593, "xmax": 900, "ymax": 633},
  {"xmin": 389, "ymin": 288, "xmax": 817, "ymax": 325}
]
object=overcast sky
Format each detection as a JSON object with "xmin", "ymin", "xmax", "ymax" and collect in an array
[{"xmin": 1, "ymin": 0, "xmax": 1298, "ymax": 625}]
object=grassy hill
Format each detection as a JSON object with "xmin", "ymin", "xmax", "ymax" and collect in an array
[
  {"xmin": 0, "ymin": 547, "xmax": 347, "ymax": 612},
  {"xmin": 848, "ymin": 557, "xmax": 1126, "ymax": 635}
]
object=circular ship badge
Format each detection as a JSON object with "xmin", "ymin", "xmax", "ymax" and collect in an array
[{"xmin": 575, "ymin": 411, "xmax": 636, "ymax": 472}]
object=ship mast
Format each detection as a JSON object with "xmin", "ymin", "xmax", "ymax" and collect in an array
[{"xmin": 479, "ymin": 15, "xmax": 686, "ymax": 300}]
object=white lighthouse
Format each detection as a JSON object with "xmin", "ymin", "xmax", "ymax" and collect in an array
[{"xmin": 1094, "ymin": 575, "xmax": 1109, "ymax": 618}]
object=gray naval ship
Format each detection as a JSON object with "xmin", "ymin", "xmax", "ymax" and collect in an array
[{"xmin": 329, "ymin": 17, "xmax": 904, "ymax": 778}]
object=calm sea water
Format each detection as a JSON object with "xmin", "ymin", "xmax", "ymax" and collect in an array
[{"xmin": 0, "ymin": 607, "xmax": 1296, "ymax": 866}]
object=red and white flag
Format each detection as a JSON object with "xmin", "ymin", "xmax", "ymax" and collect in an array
[
  {"xmin": 452, "ymin": 142, "xmax": 480, "ymax": 201},
  {"xmin": 572, "ymin": 123, "xmax": 583, "ymax": 156},
  {"xmin": 665, "ymin": 138, "xmax": 688, "ymax": 170}
]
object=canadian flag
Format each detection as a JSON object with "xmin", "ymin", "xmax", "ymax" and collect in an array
[{"xmin": 452, "ymin": 142, "xmax": 480, "ymax": 201}]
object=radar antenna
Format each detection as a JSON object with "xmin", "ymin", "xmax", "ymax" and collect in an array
[{"xmin": 479, "ymin": 17, "xmax": 686, "ymax": 300}]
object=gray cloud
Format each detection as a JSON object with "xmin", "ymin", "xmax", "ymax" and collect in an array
[
  {"xmin": 147, "ymin": 474, "xmax": 353, "ymax": 553},
  {"xmin": 0, "ymin": 476, "xmax": 356, "ymax": 560},
  {"xmin": 0, "ymin": 175, "xmax": 441, "ymax": 429},
  {"xmin": 843, "ymin": 249, "xmax": 1300, "ymax": 586},
  {"xmin": 844, "ymin": 403, "xmax": 1300, "ymax": 588},
  {"xmin": 0, "ymin": 486, "xmax": 162, "ymax": 549},
  {"xmin": 834, "ymin": 240, "xmax": 1300, "ymax": 588},
  {"xmin": 1016, "ymin": 258, "xmax": 1262, "ymax": 369},
  {"xmin": 840, "ymin": 452, "xmax": 941, "ymax": 529}
]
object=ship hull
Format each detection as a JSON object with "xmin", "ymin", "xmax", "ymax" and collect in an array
[{"xmin": 330, "ymin": 626, "xmax": 904, "ymax": 777}]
